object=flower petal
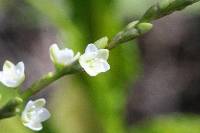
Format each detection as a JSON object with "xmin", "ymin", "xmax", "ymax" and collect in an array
[
  {"xmin": 3, "ymin": 60, "xmax": 14, "ymax": 72},
  {"xmin": 1, "ymin": 78, "xmax": 19, "ymax": 88},
  {"xmin": 15, "ymin": 62, "xmax": 25, "ymax": 75},
  {"xmin": 34, "ymin": 98, "xmax": 46, "ymax": 108},
  {"xmin": 56, "ymin": 48, "xmax": 74, "ymax": 65},
  {"xmin": 100, "ymin": 60, "xmax": 110, "ymax": 72},
  {"xmin": 97, "ymin": 49, "xmax": 109, "ymax": 60},
  {"xmin": 92, "ymin": 60, "xmax": 110, "ymax": 73},
  {"xmin": 24, "ymin": 100, "xmax": 34, "ymax": 111},
  {"xmin": 38, "ymin": 108, "xmax": 51, "ymax": 122},
  {"xmin": 25, "ymin": 121, "xmax": 43, "ymax": 131},
  {"xmin": 63, "ymin": 48, "xmax": 74, "ymax": 57},
  {"xmin": 85, "ymin": 44, "xmax": 98, "ymax": 53},
  {"xmin": 84, "ymin": 66, "xmax": 99, "ymax": 76},
  {"xmin": 49, "ymin": 44, "xmax": 60, "ymax": 63}
]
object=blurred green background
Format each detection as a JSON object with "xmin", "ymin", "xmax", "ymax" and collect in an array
[{"xmin": 0, "ymin": 0, "xmax": 200, "ymax": 133}]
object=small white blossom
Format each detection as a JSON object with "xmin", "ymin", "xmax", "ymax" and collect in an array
[
  {"xmin": 79, "ymin": 44, "xmax": 110, "ymax": 76},
  {"xmin": 0, "ymin": 60, "xmax": 25, "ymax": 88},
  {"xmin": 50, "ymin": 44, "xmax": 80, "ymax": 66},
  {"xmin": 21, "ymin": 98, "xmax": 51, "ymax": 131}
]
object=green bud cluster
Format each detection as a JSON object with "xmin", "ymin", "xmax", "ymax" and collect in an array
[
  {"xmin": 108, "ymin": 21, "xmax": 153, "ymax": 49},
  {"xmin": 140, "ymin": 0, "xmax": 200, "ymax": 22}
]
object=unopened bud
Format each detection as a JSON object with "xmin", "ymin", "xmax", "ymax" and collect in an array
[
  {"xmin": 137, "ymin": 22, "xmax": 153, "ymax": 34},
  {"xmin": 94, "ymin": 36, "xmax": 109, "ymax": 49}
]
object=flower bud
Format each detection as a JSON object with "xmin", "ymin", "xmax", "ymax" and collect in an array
[
  {"xmin": 21, "ymin": 98, "xmax": 51, "ymax": 131},
  {"xmin": 50, "ymin": 44, "xmax": 80, "ymax": 68},
  {"xmin": 0, "ymin": 60, "xmax": 25, "ymax": 88},
  {"xmin": 94, "ymin": 36, "xmax": 109, "ymax": 49},
  {"xmin": 137, "ymin": 22, "xmax": 153, "ymax": 34},
  {"xmin": 126, "ymin": 20, "xmax": 139, "ymax": 29}
]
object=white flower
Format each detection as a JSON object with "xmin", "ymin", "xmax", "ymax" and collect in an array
[
  {"xmin": 0, "ymin": 60, "xmax": 25, "ymax": 88},
  {"xmin": 21, "ymin": 98, "xmax": 51, "ymax": 131},
  {"xmin": 50, "ymin": 44, "xmax": 80, "ymax": 66},
  {"xmin": 79, "ymin": 44, "xmax": 110, "ymax": 76}
]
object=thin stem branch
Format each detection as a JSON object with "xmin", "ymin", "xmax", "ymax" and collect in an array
[
  {"xmin": 0, "ymin": 97, "xmax": 23, "ymax": 119},
  {"xmin": 21, "ymin": 63, "xmax": 82, "ymax": 100}
]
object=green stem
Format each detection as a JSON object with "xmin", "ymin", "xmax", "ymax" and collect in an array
[
  {"xmin": 22, "ymin": 72, "xmax": 64, "ymax": 100},
  {"xmin": 22, "ymin": 63, "xmax": 82, "ymax": 100},
  {"xmin": 139, "ymin": 0, "xmax": 200, "ymax": 23},
  {"xmin": 0, "ymin": 97, "xmax": 23, "ymax": 119}
]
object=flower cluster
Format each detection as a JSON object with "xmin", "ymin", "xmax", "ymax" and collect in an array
[
  {"xmin": 0, "ymin": 38, "xmax": 110, "ymax": 131},
  {"xmin": 50, "ymin": 42, "xmax": 110, "ymax": 76}
]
